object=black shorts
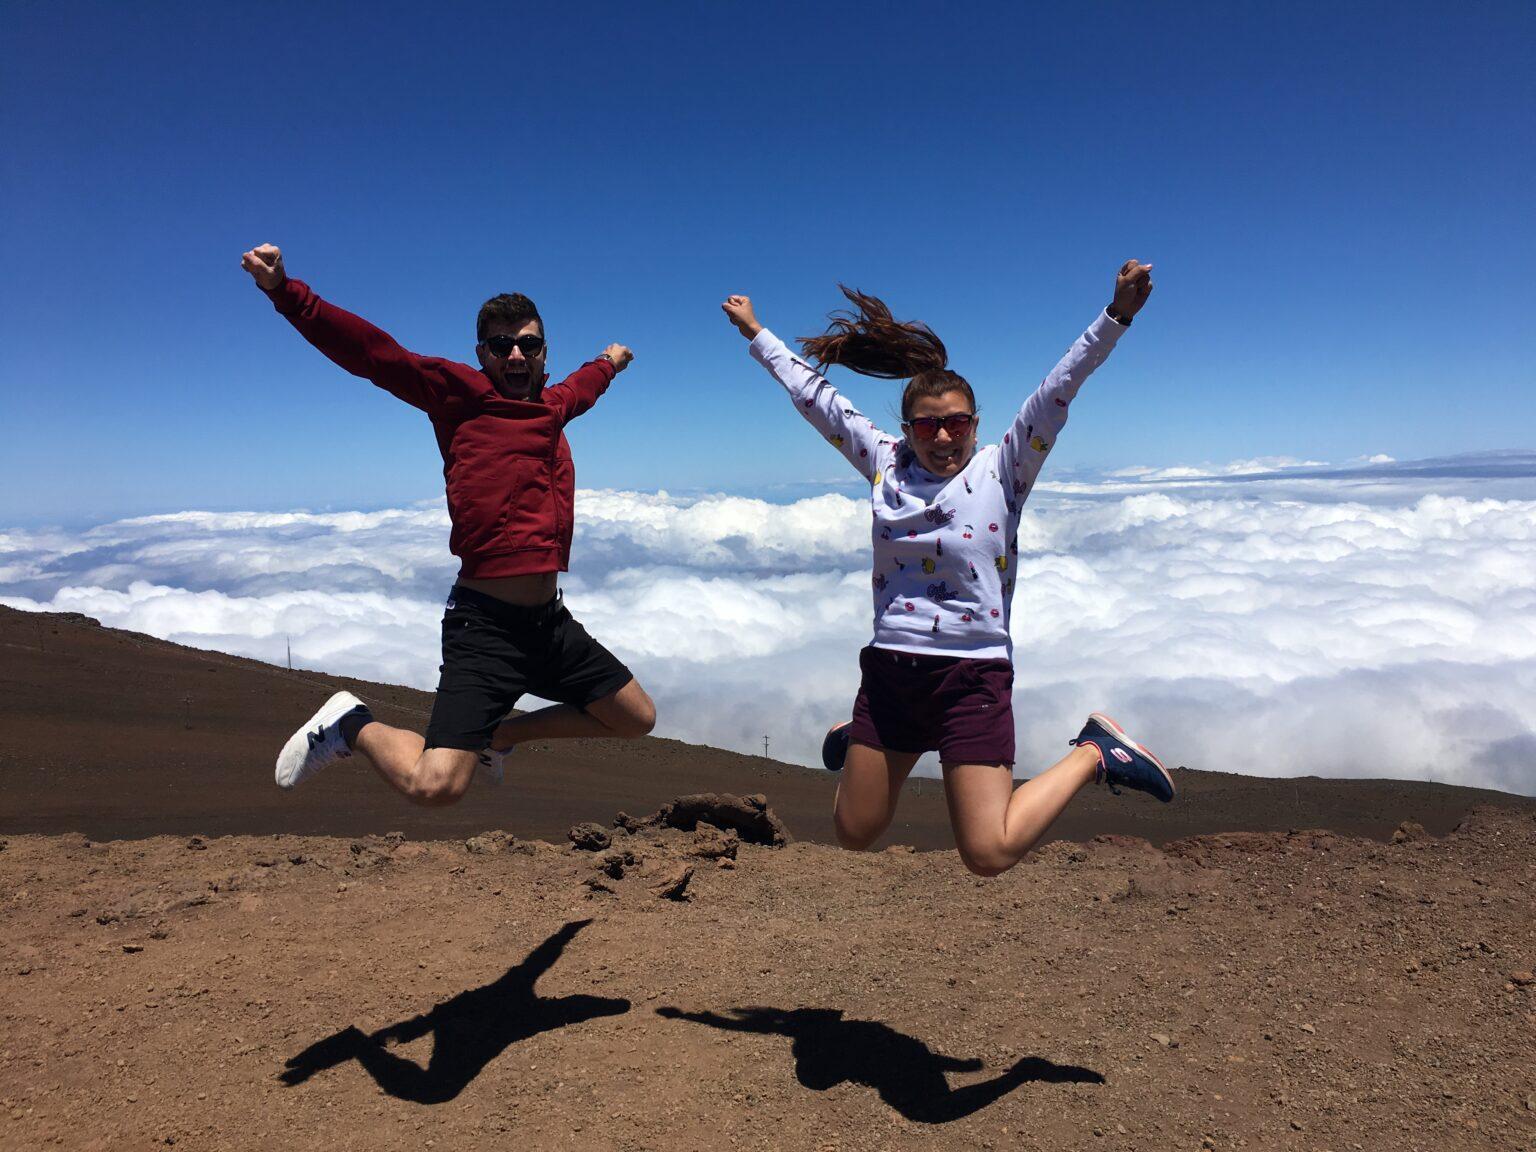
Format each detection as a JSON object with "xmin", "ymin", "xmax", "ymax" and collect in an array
[{"xmin": 424, "ymin": 585, "xmax": 634, "ymax": 752}]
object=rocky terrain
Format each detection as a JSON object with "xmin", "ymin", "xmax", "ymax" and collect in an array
[
  {"xmin": 3, "ymin": 801, "xmax": 1535, "ymax": 1150},
  {"xmin": 3, "ymin": 606, "xmax": 1535, "ymax": 1150}
]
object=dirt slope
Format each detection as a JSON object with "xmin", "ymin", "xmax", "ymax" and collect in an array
[{"xmin": 3, "ymin": 606, "xmax": 1530, "ymax": 848}]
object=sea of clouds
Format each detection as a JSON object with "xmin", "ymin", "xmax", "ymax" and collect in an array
[{"xmin": 3, "ymin": 451, "xmax": 1534, "ymax": 795}]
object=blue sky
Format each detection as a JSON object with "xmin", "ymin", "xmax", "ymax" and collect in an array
[{"xmin": 3, "ymin": 1, "xmax": 1533, "ymax": 525}]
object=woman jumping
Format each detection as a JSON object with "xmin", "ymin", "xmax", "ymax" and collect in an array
[{"xmin": 721, "ymin": 260, "xmax": 1175, "ymax": 876}]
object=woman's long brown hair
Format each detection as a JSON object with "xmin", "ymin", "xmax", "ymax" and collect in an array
[{"xmin": 799, "ymin": 286, "xmax": 975, "ymax": 421}]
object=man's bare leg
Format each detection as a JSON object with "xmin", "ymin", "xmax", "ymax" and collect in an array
[
  {"xmin": 350, "ymin": 722, "xmax": 479, "ymax": 807},
  {"xmin": 488, "ymin": 678, "xmax": 656, "ymax": 747}
]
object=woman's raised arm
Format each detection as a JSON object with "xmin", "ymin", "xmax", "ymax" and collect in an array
[{"xmin": 724, "ymin": 294, "xmax": 892, "ymax": 481}]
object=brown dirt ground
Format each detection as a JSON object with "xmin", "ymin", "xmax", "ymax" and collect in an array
[
  {"xmin": 3, "ymin": 606, "xmax": 1536, "ymax": 1150},
  {"xmin": 2, "ymin": 809, "xmax": 1535, "ymax": 1150}
]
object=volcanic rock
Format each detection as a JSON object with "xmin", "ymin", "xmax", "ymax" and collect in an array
[
  {"xmin": 568, "ymin": 823, "xmax": 612, "ymax": 852},
  {"xmin": 641, "ymin": 793, "xmax": 789, "ymax": 847}
]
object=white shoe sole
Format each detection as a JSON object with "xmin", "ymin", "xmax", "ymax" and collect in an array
[
  {"xmin": 275, "ymin": 691, "xmax": 363, "ymax": 790},
  {"xmin": 1087, "ymin": 711, "xmax": 1176, "ymax": 798}
]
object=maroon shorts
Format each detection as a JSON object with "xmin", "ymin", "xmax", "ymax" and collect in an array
[{"xmin": 848, "ymin": 646, "xmax": 1016, "ymax": 766}]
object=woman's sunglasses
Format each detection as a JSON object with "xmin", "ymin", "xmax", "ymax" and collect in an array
[
  {"xmin": 903, "ymin": 413, "xmax": 976, "ymax": 440},
  {"xmin": 483, "ymin": 334, "xmax": 546, "ymax": 358}
]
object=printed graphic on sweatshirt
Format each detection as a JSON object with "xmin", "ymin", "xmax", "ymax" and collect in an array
[{"xmin": 752, "ymin": 314, "xmax": 1123, "ymax": 658}]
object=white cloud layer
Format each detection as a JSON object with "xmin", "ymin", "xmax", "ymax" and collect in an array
[{"xmin": 4, "ymin": 453, "xmax": 1535, "ymax": 796}]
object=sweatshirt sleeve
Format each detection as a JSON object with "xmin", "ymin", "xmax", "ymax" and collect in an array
[
  {"xmin": 263, "ymin": 278, "xmax": 464, "ymax": 416},
  {"xmin": 748, "ymin": 329, "xmax": 892, "ymax": 482},
  {"xmin": 995, "ymin": 310, "xmax": 1126, "ymax": 502},
  {"xmin": 544, "ymin": 358, "xmax": 618, "ymax": 424}
]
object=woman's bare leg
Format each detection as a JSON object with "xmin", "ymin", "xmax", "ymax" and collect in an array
[
  {"xmin": 942, "ymin": 744, "xmax": 1100, "ymax": 876},
  {"xmin": 833, "ymin": 742, "xmax": 922, "ymax": 850}
]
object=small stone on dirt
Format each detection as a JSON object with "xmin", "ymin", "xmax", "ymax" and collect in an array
[
  {"xmin": 466, "ymin": 830, "xmax": 516, "ymax": 854},
  {"xmin": 652, "ymin": 863, "xmax": 694, "ymax": 901},
  {"xmin": 568, "ymin": 823, "xmax": 611, "ymax": 852},
  {"xmin": 597, "ymin": 849, "xmax": 636, "ymax": 879},
  {"xmin": 690, "ymin": 826, "xmax": 739, "ymax": 860}
]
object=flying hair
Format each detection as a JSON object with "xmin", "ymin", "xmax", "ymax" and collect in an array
[{"xmin": 799, "ymin": 286, "xmax": 975, "ymax": 421}]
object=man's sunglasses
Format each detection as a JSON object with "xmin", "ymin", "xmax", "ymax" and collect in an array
[
  {"xmin": 903, "ymin": 413, "xmax": 976, "ymax": 440},
  {"xmin": 483, "ymin": 334, "xmax": 546, "ymax": 358}
]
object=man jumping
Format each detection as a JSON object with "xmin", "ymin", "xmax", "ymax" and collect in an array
[{"xmin": 242, "ymin": 244, "xmax": 655, "ymax": 806}]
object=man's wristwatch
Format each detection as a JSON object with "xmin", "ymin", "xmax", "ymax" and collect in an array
[
  {"xmin": 598, "ymin": 352, "xmax": 617, "ymax": 367},
  {"xmin": 1106, "ymin": 306, "xmax": 1133, "ymax": 326}
]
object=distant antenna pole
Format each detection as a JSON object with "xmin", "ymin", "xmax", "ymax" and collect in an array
[
  {"xmin": 763, "ymin": 735, "xmax": 770, "ymax": 758},
  {"xmin": 286, "ymin": 635, "xmax": 292, "ymax": 670}
]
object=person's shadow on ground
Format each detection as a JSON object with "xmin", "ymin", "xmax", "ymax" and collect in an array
[
  {"xmin": 657, "ymin": 1005, "xmax": 1102, "ymax": 1124},
  {"xmin": 280, "ymin": 919, "xmax": 628, "ymax": 1103}
]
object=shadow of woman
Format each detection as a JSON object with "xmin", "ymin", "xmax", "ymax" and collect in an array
[
  {"xmin": 280, "ymin": 919, "xmax": 629, "ymax": 1103},
  {"xmin": 657, "ymin": 1005, "xmax": 1102, "ymax": 1124}
]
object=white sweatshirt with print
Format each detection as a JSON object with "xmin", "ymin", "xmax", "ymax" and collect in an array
[{"xmin": 748, "ymin": 310, "xmax": 1126, "ymax": 659}]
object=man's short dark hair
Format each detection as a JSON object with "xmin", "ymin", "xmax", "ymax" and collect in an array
[{"xmin": 476, "ymin": 293, "xmax": 543, "ymax": 343}]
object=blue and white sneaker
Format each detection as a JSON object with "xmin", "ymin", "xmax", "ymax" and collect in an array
[
  {"xmin": 821, "ymin": 720, "xmax": 852, "ymax": 772},
  {"xmin": 275, "ymin": 691, "xmax": 364, "ymax": 790},
  {"xmin": 476, "ymin": 746, "xmax": 511, "ymax": 785},
  {"xmin": 1069, "ymin": 713, "xmax": 1176, "ymax": 803}
]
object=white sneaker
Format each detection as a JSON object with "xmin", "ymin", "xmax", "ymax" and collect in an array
[
  {"xmin": 476, "ymin": 746, "xmax": 512, "ymax": 785},
  {"xmin": 275, "ymin": 691, "xmax": 365, "ymax": 790}
]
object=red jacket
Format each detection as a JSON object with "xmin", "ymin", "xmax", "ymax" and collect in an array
[{"xmin": 266, "ymin": 278, "xmax": 616, "ymax": 578}]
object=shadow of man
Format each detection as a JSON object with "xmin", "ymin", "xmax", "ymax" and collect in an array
[
  {"xmin": 657, "ymin": 1005, "xmax": 1102, "ymax": 1124},
  {"xmin": 280, "ymin": 919, "xmax": 628, "ymax": 1103}
]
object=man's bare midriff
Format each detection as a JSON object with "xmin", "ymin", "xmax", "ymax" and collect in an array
[{"xmin": 458, "ymin": 572, "xmax": 559, "ymax": 607}]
